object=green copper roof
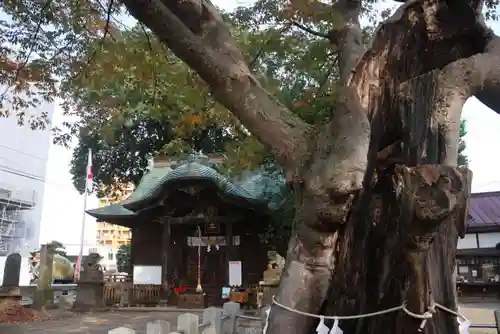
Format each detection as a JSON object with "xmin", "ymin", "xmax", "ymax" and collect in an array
[
  {"xmin": 86, "ymin": 162, "xmax": 280, "ymax": 221},
  {"xmin": 86, "ymin": 203, "xmax": 137, "ymax": 219}
]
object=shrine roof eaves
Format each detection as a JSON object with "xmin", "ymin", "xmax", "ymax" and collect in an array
[
  {"xmin": 86, "ymin": 203, "xmax": 137, "ymax": 220},
  {"xmin": 467, "ymin": 190, "xmax": 500, "ymax": 230},
  {"xmin": 86, "ymin": 162, "xmax": 271, "ymax": 220}
]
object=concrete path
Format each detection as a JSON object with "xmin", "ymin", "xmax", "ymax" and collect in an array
[{"xmin": 462, "ymin": 306, "xmax": 498, "ymax": 334}]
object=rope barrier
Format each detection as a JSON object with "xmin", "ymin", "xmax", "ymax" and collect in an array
[
  {"xmin": 271, "ymin": 296, "xmax": 403, "ymax": 320},
  {"xmin": 268, "ymin": 296, "xmax": 470, "ymax": 333}
]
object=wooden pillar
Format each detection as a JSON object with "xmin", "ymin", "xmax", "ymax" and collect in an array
[
  {"xmin": 225, "ymin": 222, "xmax": 233, "ymax": 285},
  {"xmin": 130, "ymin": 227, "xmax": 135, "ymax": 277},
  {"xmin": 161, "ymin": 221, "xmax": 171, "ymax": 300}
]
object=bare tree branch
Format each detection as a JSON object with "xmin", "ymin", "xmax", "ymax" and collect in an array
[
  {"xmin": 122, "ymin": 0, "xmax": 310, "ymax": 173},
  {"xmin": 139, "ymin": 22, "xmax": 159, "ymax": 106},
  {"xmin": 249, "ymin": 25, "xmax": 290, "ymax": 70},
  {"xmin": 290, "ymin": 21, "xmax": 330, "ymax": 39},
  {"xmin": 0, "ymin": 0, "xmax": 53, "ymax": 107},
  {"xmin": 71, "ymin": 0, "xmax": 115, "ymax": 80}
]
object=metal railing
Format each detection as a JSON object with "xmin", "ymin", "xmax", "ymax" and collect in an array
[
  {"xmin": 470, "ymin": 324, "xmax": 498, "ymax": 328},
  {"xmin": 198, "ymin": 315, "xmax": 229, "ymax": 330},
  {"xmin": 0, "ymin": 181, "xmax": 37, "ymax": 208}
]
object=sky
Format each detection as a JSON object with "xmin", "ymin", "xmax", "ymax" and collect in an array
[{"xmin": 38, "ymin": 0, "xmax": 500, "ymax": 248}]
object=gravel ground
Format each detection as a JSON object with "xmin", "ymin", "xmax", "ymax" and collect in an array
[
  {"xmin": 0, "ymin": 310, "xmax": 194, "ymax": 334},
  {"xmin": 0, "ymin": 303, "xmax": 497, "ymax": 333}
]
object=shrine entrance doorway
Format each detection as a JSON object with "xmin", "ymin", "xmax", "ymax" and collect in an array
[{"xmin": 185, "ymin": 235, "xmax": 240, "ymax": 306}]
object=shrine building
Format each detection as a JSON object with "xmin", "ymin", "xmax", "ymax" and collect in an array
[{"xmin": 86, "ymin": 155, "xmax": 279, "ymax": 307}]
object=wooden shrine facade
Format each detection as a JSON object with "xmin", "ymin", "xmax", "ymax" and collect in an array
[
  {"xmin": 86, "ymin": 159, "xmax": 274, "ymax": 307},
  {"xmin": 132, "ymin": 209, "xmax": 269, "ymax": 307}
]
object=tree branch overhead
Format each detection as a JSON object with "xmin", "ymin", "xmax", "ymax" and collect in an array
[
  {"xmin": 114, "ymin": 1, "xmax": 500, "ymax": 333},
  {"xmin": 121, "ymin": 0, "xmax": 310, "ymax": 172}
]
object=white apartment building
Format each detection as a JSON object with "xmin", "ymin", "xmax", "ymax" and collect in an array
[
  {"xmin": 0, "ymin": 101, "xmax": 55, "ymax": 257},
  {"xmin": 63, "ymin": 243, "xmax": 119, "ymax": 272}
]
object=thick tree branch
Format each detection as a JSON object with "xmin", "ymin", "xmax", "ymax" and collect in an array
[
  {"xmin": 121, "ymin": 0, "xmax": 310, "ymax": 172},
  {"xmin": 329, "ymin": 0, "xmax": 364, "ymax": 85},
  {"xmin": 290, "ymin": 20, "xmax": 330, "ymax": 39},
  {"xmin": 474, "ymin": 34, "xmax": 500, "ymax": 112},
  {"xmin": 398, "ymin": 42, "xmax": 500, "ymax": 166}
]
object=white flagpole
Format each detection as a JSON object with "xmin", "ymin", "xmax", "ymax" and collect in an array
[{"xmin": 76, "ymin": 148, "xmax": 92, "ymax": 280}]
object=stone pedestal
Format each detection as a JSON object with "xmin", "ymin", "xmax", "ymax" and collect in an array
[
  {"xmin": 73, "ymin": 280, "xmax": 107, "ymax": 311},
  {"xmin": 0, "ymin": 286, "xmax": 21, "ymax": 308},
  {"xmin": 259, "ymin": 266, "xmax": 282, "ymax": 307},
  {"xmin": 33, "ymin": 287, "xmax": 55, "ymax": 309}
]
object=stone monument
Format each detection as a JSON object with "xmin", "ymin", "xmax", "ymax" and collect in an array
[
  {"xmin": 33, "ymin": 241, "xmax": 61, "ymax": 309},
  {"xmin": 0, "ymin": 253, "xmax": 22, "ymax": 307},
  {"xmin": 73, "ymin": 252, "xmax": 107, "ymax": 311},
  {"xmin": 258, "ymin": 251, "xmax": 284, "ymax": 307}
]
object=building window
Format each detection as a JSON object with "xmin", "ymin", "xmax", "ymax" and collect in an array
[
  {"xmin": 108, "ymin": 253, "xmax": 113, "ymax": 260},
  {"xmin": 458, "ymin": 266, "xmax": 469, "ymax": 275},
  {"xmin": 89, "ymin": 248, "xmax": 98, "ymax": 254}
]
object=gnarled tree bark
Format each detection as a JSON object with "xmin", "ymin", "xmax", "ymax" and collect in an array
[{"xmin": 120, "ymin": 0, "xmax": 500, "ymax": 333}]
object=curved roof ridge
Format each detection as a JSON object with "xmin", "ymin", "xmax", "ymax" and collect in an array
[
  {"xmin": 167, "ymin": 161, "xmax": 256, "ymax": 199},
  {"xmin": 87, "ymin": 161, "xmax": 286, "ymax": 219},
  {"xmin": 87, "ymin": 161, "xmax": 270, "ymax": 220}
]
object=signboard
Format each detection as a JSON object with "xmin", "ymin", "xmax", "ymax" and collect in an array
[
  {"xmin": 228, "ymin": 261, "xmax": 242, "ymax": 287},
  {"xmin": 133, "ymin": 265, "xmax": 162, "ymax": 285},
  {"xmin": 205, "ymin": 220, "xmax": 220, "ymax": 234},
  {"xmin": 222, "ymin": 286, "xmax": 231, "ymax": 299}
]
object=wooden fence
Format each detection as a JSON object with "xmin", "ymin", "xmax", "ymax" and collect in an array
[{"xmin": 103, "ymin": 282, "xmax": 161, "ymax": 306}]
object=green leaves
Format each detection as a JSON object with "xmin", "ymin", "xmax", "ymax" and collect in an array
[
  {"xmin": 116, "ymin": 243, "xmax": 131, "ymax": 273},
  {"xmin": 0, "ymin": 0, "xmax": 487, "ymax": 200},
  {"xmin": 458, "ymin": 119, "xmax": 469, "ymax": 168}
]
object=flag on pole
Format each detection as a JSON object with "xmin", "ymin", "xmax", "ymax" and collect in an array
[
  {"xmin": 86, "ymin": 149, "xmax": 93, "ymax": 193},
  {"xmin": 74, "ymin": 256, "xmax": 81, "ymax": 281},
  {"xmin": 76, "ymin": 148, "xmax": 92, "ymax": 281}
]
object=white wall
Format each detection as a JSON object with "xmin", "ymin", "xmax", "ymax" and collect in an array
[
  {"xmin": 64, "ymin": 243, "xmax": 118, "ymax": 271},
  {"xmin": 478, "ymin": 232, "xmax": 500, "ymax": 248},
  {"xmin": 0, "ymin": 256, "xmax": 31, "ymax": 286},
  {"xmin": 0, "ymin": 100, "xmax": 54, "ymax": 255},
  {"xmin": 457, "ymin": 233, "xmax": 478, "ymax": 249},
  {"xmin": 457, "ymin": 232, "xmax": 500, "ymax": 249},
  {"xmin": 37, "ymin": 107, "xmax": 98, "ymax": 248}
]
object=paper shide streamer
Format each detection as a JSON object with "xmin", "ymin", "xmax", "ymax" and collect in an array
[
  {"xmin": 457, "ymin": 316, "xmax": 471, "ymax": 334},
  {"xmin": 316, "ymin": 316, "xmax": 343, "ymax": 334}
]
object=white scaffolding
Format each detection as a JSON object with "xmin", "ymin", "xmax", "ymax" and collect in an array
[{"xmin": 0, "ymin": 182, "xmax": 36, "ymax": 256}]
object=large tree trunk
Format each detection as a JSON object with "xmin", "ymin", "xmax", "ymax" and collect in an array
[{"xmin": 121, "ymin": 0, "xmax": 500, "ymax": 333}]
